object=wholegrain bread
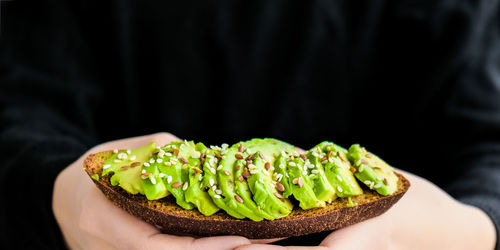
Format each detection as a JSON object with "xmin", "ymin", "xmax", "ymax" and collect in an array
[{"xmin": 84, "ymin": 150, "xmax": 410, "ymax": 239}]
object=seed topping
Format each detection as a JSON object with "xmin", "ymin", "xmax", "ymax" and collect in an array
[
  {"xmin": 235, "ymin": 194, "xmax": 244, "ymax": 203},
  {"xmin": 238, "ymin": 144, "xmax": 245, "ymax": 153},
  {"xmin": 172, "ymin": 181, "xmax": 182, "ymax": 188},
  {"xmin": 274, "ymin": 192, "xmax": 283, "ymax": 199},
  {"xmin": 235, "ymin": 153, "xmax": 244, "ymax": 160},
  {"xmin": 276, "ymin": 182, "xmax": 285, "ymax": 192}
]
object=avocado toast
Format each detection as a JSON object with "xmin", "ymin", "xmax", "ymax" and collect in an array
[{"xmin": 84, "ymin": 138, "xmax": 410, "ymax": 239}]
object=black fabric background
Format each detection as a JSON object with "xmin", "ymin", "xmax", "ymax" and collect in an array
[{"xmin": 1, "ymin": 0, "xmax": 499, "ymax": 249}]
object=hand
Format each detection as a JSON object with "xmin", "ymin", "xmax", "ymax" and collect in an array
[
  {"xmin": 52, "ymin": 133, "xmax": 253, "ymax": 250},
  {"xmin": 235, "ymin": 170, "xmax": 497, "ymax": 250}
]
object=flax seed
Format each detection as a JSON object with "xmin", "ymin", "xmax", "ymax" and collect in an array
[
  {"xmin": 235, "ymin": 153, "xmax": 244, "ymax": 160},
  {"xmin": 274, "ymin": 192, "xmax": 283, "ymax": 199},
  {"xmin": 265, "ymin": 162, "xmax": 271, "ymax": 170},
  {"xmin": 238, "ymin": 175, "xmax": 245, "ymax": 182},
  {"xmin": 242, "ymin": 171, "xmax": 251, "ymax": 178},
  {"xmin": 320, "ymin": 156, "xmax": 327, "ymax": 162},
  {"xmin": 214, "ymin": 151, "xmax": 222, "ymax": 159},
  {"xmin": 383, "ymin": 178, "xmax": 388, "ymax": 185},
  {"xmin": 235, "ymin": 194, "xmax": 244, "ymax": 203},
  {"xmin": 178, "ymin": 156, "xmax": 189, "ymax": 164},
  {"xmin": 235, "ymin": 165, "xmax": 241, "ymax": 171},
  {"xmin": 172, "ymin": 181, "xmax": 182, "ymax": 188},
  {"xmin": 350, "ymin": 166, "xmax": 357, "ymax": 173},
  {"xmin": 361, "ymin": 158, "xmax": 369, "ymax": 164},
  {"xmin": 131, "ymin": 162, "xmax": 141, "ymax": 167},
  {"xmin": 224, "ymin": 170, "xmax": 230, "ymax": 176},
  {"xmin": 194, "ymin": 167, "xmax": 203, "ymax": 173},
  {"xmin": 120, "ymin": 165, "xmax": 130, "ymax": 170},
  {"xmin": 238, "ymin": 144, "xmax": 245, "ymax": 153},
  {"xmin": 276, "ymin": 182, "xmax": 285, "ymax": 192}
]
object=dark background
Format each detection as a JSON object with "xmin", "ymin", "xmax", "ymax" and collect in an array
[{"xmin": 1, "ymin": 0, "xmax": 499, "ymax": 248}]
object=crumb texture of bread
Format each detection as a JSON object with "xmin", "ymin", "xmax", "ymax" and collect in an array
[{"xmin": 84, "ymin": 151, "xmax": 410, "ymax": 239}]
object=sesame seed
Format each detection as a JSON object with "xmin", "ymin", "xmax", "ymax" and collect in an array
[
  {"xmin": 224, "ymin": 170, "xmax": 230, "ymax": 176},
  {"xmin": 129, "ymin": 155, "xmax": 137, "ymax": 161},
  {"xmin": 167, "ymin": 176, "xmax": 172, "ymax": 183},
  {"xmin": 142, "ymin": 169, "xmax": 146, "ymax": 174},
  {"xmin": 364, "ymin": 180, "xmax": 371, "ymax": 185},
  {"xmin": 292, "ymin": 178, "xmax": 299, "ymax": 185},
  {"xmin": 149, "ymin": 158, "xmax": 155, "ymax": 164},
  {"xmin": 113, "ymin": 159, "xmax": 122, "ymax": 163},
  {"xmin": 213, "ymin": 194, "xmax": 221, "ymax": 199},
  {"xmin": 248, "ymin": 164, "xmax": 256, "ymax": 170},
  {"xmin": 172, "ymin": 181, "xmax": 182, "ymax": 188},
  {"xmin": 262, "ymin": 169, "xmax": 270, "ymax": 175},
  {"xmin": 336, "ymin": 175, "xmax": 342, "ymax": 182},
  {"xmin": 311, "ymin": 169, "xmax": 320, "ymax": 174},
  {"xmin": 209, "ymin": 178, "xmax": 215, "ymax": 186},
  {"xmin": 159, "ymin": 173, "xmax": 166, "ymax": 178},
  {"xmin": 303, "ymin": 170, "xmax": 308, "ymax": 175},
  {"xmin": 249, "ymin": 169, "xmax": 259, "ymax": 174},
  {"xmin": 374, "ymin": 183, "xmax": 382, "ymax": 189},
  {"xmin": 351, "ymin": 183, "xmax": 356, "ymax": 188},
  {"xmin": 274, "ymin": 192, "xmax": 283, "ymax": 199},
  {"xmin": 198, "ymin": 174, "xmax": 203, "ymax": 181},
  {"xmin": 259, "ymin": 152, "xmax": 267, "ymax": 161},
  {"xmin": 215, "ymin": 189, "xmax": 222, "ymax": 195},
  {"xmin": 298, "ymin": 177, "xmax": 303, "ymax": 187},
  {"xmin": 103, "ymin": 164, "xmax": 111, "ymax": 169},
  {"xmin": 279, "ymin": 163, "xmax": 285, "ymax": 169},
  {"xmin": 150, "ymin": 177, "xmax": 156, "ymax": 184},
  {"xmin": 217, "ymin": 165, "xmax": 223, "ymax": 170},
  {"xmin": 309, "ymin": 174, "xmax": 315, "ymax": 178},
  {"xmin": 235, "ymin": 195, "xmax": 244, "ymax": 203},
  {"xmin": 156, "ymin": 158, "xmax": 163, "ymax": 163},
  {"xmin": 164, "ymin": 162, "xmax": 171, "ymax": 166},
  {"xmin": 337, "ymin": 186, "xmax": 343, "ymax": 193},
  {"xmin": 182, "ymin": 182, "xmax": 189, "ymax": 191},
  {"xmin": 126, "ymin": 149, "xmax": 131, "ymax": 154},
  {"xmin": 377, "ymin": 176, "xmax": 383, "ymax": 181},
  {"xmin": 222, "ymin": 143, "xmax": 229, "ymax": 149},
  {"xmin": 288, "ymin": 162, "xmax": 296, "ymax": 167},
  {"xmin": 144, "ymin": 162, "xmax": 150, "ymax": 167},
  {"xmin": 113, "ymin": 149, "xmax": 118, "ymax": 154},
  {"xmin": 312, "ymin": 152, "xmax": 319, "ymax": 158},
  {"xmin": 246, "ymin": 148, "xmax": 252, "ymax": 154},
  {"xmin": 210, "ymin": 167, "xmax": 216, "ymax": 174},
  {"xmin": 212, "ymin": 185, "xmax": 217, "ymax": 191}
]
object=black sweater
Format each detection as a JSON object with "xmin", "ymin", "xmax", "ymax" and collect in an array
[{"xmin": 1, "ymin": 0, "xmax": 499, "ymax": 249}]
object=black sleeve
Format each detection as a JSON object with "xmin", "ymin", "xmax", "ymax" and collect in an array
[
  {"xmin": 0, "ymin": 1, "xmax": 100, "ymax": 248},
  {"xmin": 435, "ymin": 2, "xmax": 500, "ymax": 248}
]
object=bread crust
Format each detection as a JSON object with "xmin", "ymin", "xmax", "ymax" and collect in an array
[{"xmin": 84, "ymin": 151, "xmax": 410, "ymax": 239}]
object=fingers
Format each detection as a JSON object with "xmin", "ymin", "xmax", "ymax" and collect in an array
[
  {"xmin": 249, "ymin": 238, "xmax": 287, "ymax": 244},
  {"xmin": 147, "ymin": 234, "xmax": 252, "ymax": 250},
  {"xmin": 235, "ymin": 244, "xmax": 327, "ymax": 250}
]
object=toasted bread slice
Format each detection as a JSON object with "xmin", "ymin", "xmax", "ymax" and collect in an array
[{"xmin": 84, "ymin": 150, "xmax": 410, "ymax": 239}]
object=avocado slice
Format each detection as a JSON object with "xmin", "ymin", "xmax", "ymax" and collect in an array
[
  {"xmin": 141, "ymin": 152, "xmax": 169, "ymax": 200},
  {"xmin": 156, "ymin": 141, "xmax": 194, "ymax": 210},
  {"xmin": 347, "ymin": 144, "xmax": 398, "ymax": 195},
  {"xmin": 286, "ymin": 156, "xmax": 325, "ymax": 209},
  {"xmin": 202, "ymin": 146, "xmax": 245, "ymax": 219},
  {"xmin": 310, "ymin": 142, "xmax": 363, "ymax": 197},
  {"xmin": 302, "ymin": 147, "xmax": 336, "ymax": 203},
  {"xmin": 273, "ymin": 152, "xmax": 293, "ymax": 198},
  {"xmin": 102, "ymin": 142, "xmax": 157, "ymax": 195},
  {"xmin": 184, "ymin": 142, "xmax": 220, "ymax": 216},
  {"xmin": 217, "ymin": 145, "xmax": 265, "ymax": 221}
]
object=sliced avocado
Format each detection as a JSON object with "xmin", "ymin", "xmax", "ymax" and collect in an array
[
  {"xmin": 157, "ymin": 141, "xmax": 194, "ymax": 210},
  {"xmin": 347, "ymin": 144, "xmax": 398, "ymax": 196},
  {"xmin": 202, "ymin": 147, "xmax": 245, "ymax": 219},
  {"xmin": 184, "ymin": 142, "xmax": 220, "ymax": 216},
  {"xmin": 242, "ymin": 139, "xmax": 295, "ymax": 219},
  {"xmin": 217, "ymin": 145, "xmax": 265, "ymax": 221},
  {"xmin": 102, "ymin": 142, "xmax": 157, "ymax": 195},
  {"xmin": 141, "ymin": 152, "xmax": 169, "ymax": 200},
  {"xmin": 286, "ymin": 156, "xmax": 325, "ymax": 209},
  {"xmin": 245, "ymin": 152, "xmax": 293, "ymax": 219},
  {"xmin": 310, "ymin": 142, "xmax": 363, "ymax": 197},
  {"xmin": 303, "ymin": 147, "xmax": 336, "ymax": 203},
  {"xmin": 232, "ymin": 142, "xmax": 276, "ymax": 220}
]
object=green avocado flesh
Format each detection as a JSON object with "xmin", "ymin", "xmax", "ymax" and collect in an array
[{"xmin": 101, "ymin": 138, "xmax": 398, "ymax": 220}]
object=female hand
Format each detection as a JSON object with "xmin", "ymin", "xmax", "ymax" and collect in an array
[
  {"xmin": 236, "ymin": 170, "xmax": 497, "ymax": 250},
  {"xmin": 52, "ymin": 133, "xmax": 253, "ymax": 250}
]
